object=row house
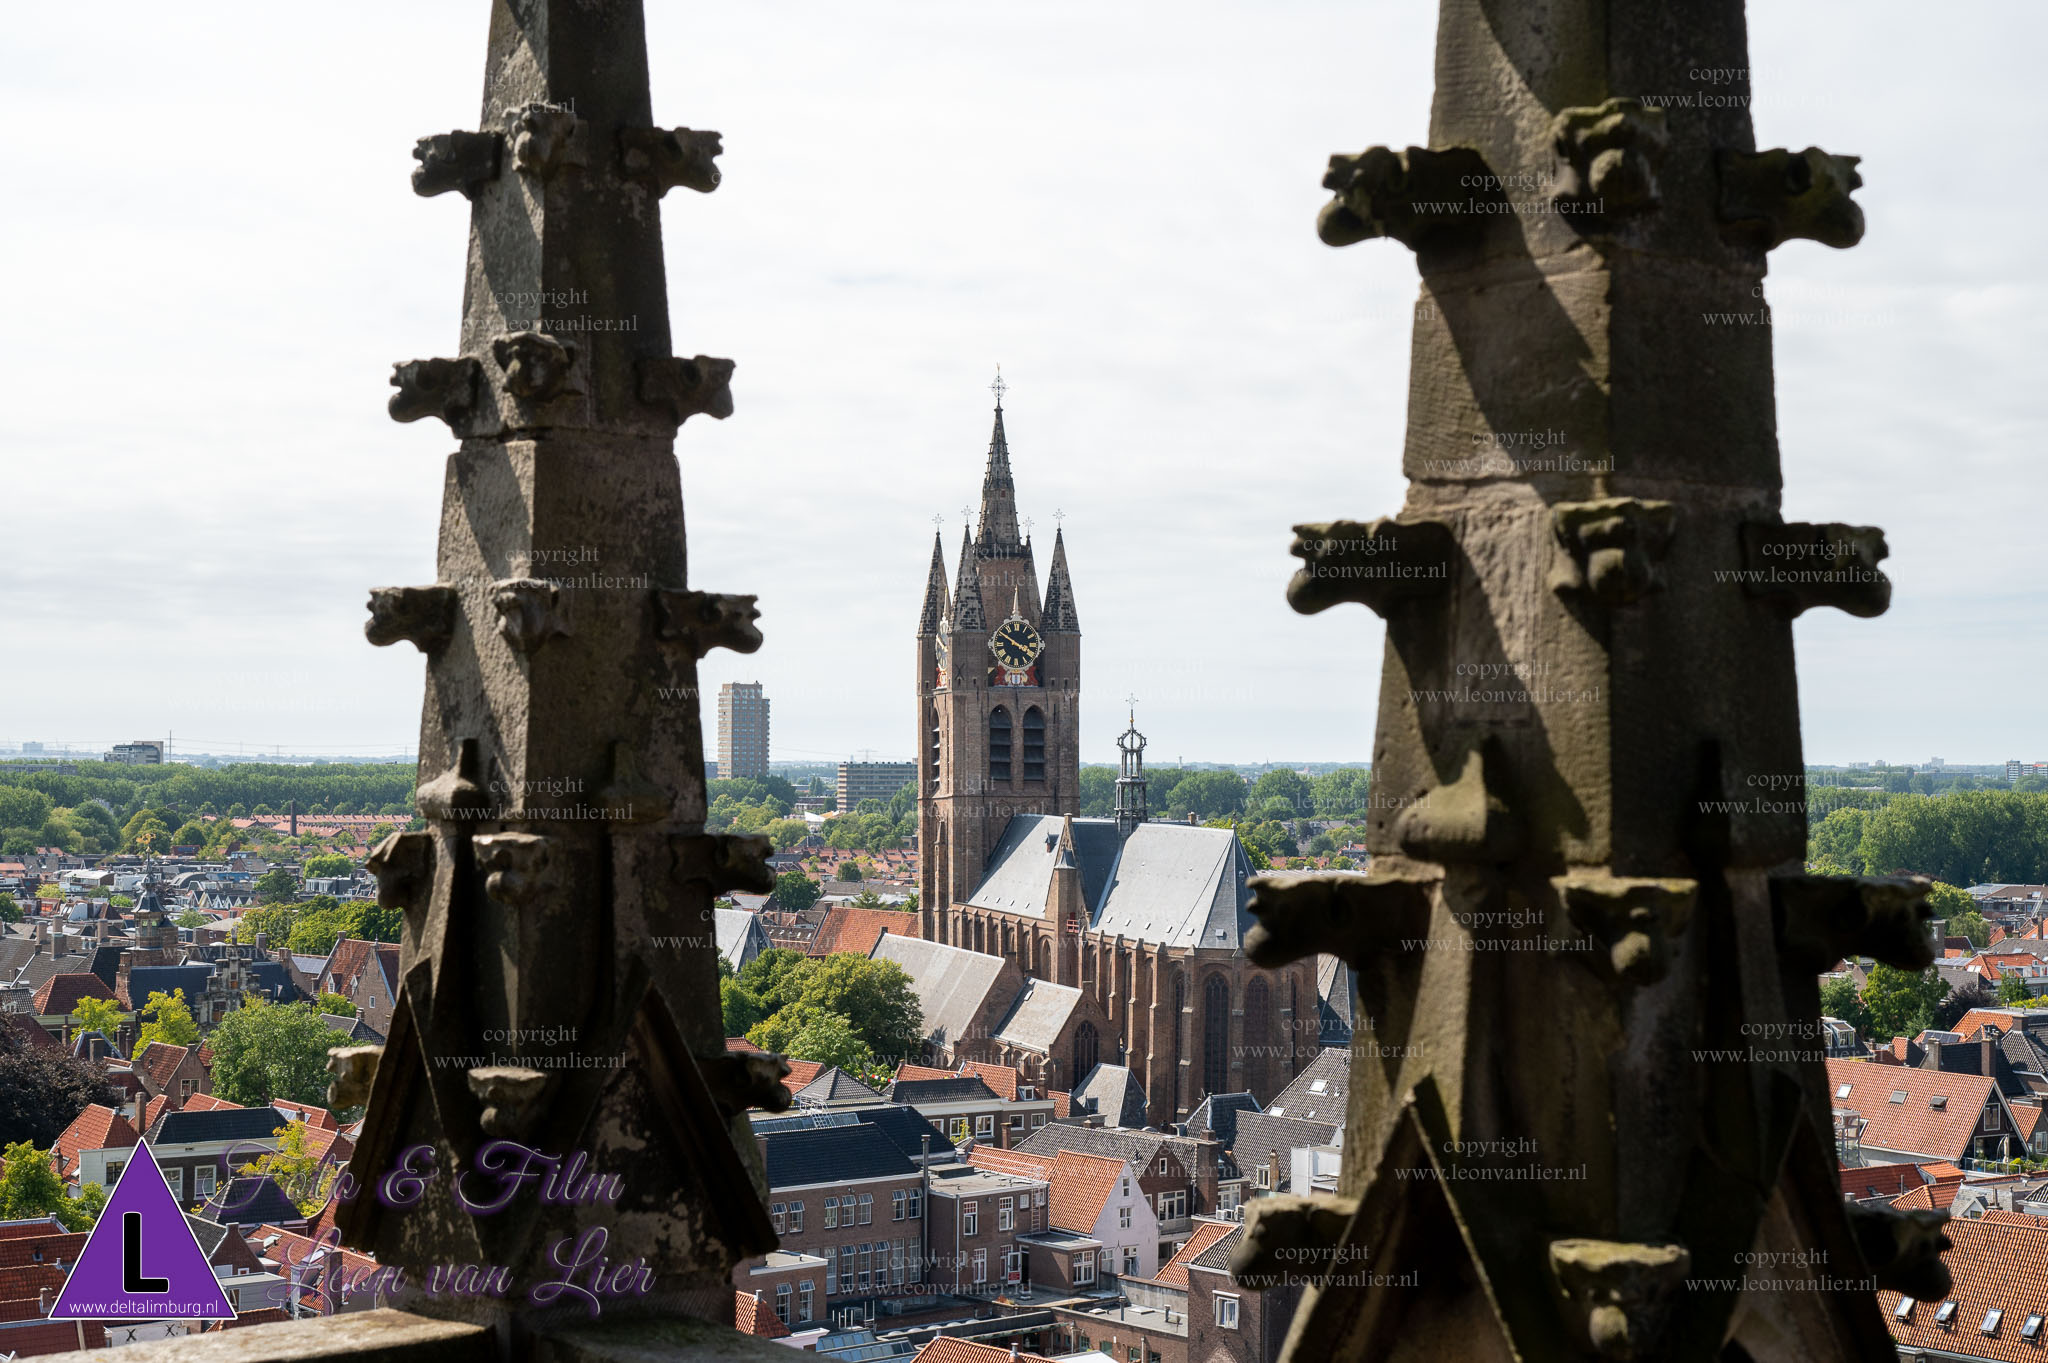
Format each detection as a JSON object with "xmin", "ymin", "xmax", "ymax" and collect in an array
[
  {"xmin": 922, "ymin": 1162, "xmax": 1050, "ymax": 1299},
  {"xmin": 749, "ymin": 1120, "xmax": 929, "ymax": 1328},
  {"xmin": 887, "ymin": 1064, "xmax": 1056, "ymax": 1148},
  {"xmin": 1828, "ymin": 1059, "xmax": 2025, "ymax": 1165},
  {"xmin": 971, "ymin": 1146, "xmax": 1161, "ymax": 1291},
  {"xmin": 1016, "ymin": 1124, "xmax": 1227, "ymax": 1258}
]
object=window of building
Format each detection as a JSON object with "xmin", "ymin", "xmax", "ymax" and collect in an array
[
  {"xmin": 838, "ymin": 1245, "xmax": 853, "ymax": 1292},
  {"xmin": 1121, "ymin": 1178, "xmax": 1131, "ymax": 1196},
  {"xmin": 893, "ymin": 1190, "xmax": 906, "ymax": 1221},
  {"xmin": 1123, "ymin": 1246, "xmax": 1138, "ymax": 1275},
  {"xmin": 859, "ymin": 1193, "xmax": 873, "ymax": 1225},
  {"xmin": 1158, "ymin": 1158, "xmax": 1170, "ymax": 1174},
  {"xmin": 166, "ymin": 1168, "xmax": 184, "ymax": 1198},
  {"xmin": 972, "ymin": 1249, "xmax": 987, "ymax": 1285},
  {"xmin": 963, "ymin": 1202, "xmax": 978, "ymax": 1236},
  {"xmin": 1075, "ymin": 1256, "xmax": 1095, "ymax": 1286},
  {"xmin": 1119, "ymin": 1206, "xmax": 1131, "ymax": 1229},
  {"xmin": 775, "ymin": 1283, "xmax": 791, "ymax": 1323},
  {"xmin": 1255, "ymin": 1166, "xmax": 1271, "ymax": 1189},
  {"xmin": 892, "ymin": 1240, "xmax": 905, "ymax": 1286},
  {"xmin": 909, "ymin": 1246, "xmax": 924, "ymax": 1284},
  {"xmin": 999, "ymin": 1198, "xmax": 1014, "ymax": 1231},
  {"xmin": 195, "ymin": 1166, "xmax": 217, "ymax": 1197},
  {"xmin": 799, "ymin": 1281, "xmax": 814, "ymax": 1321},
  {"xmin": 989, "ymin": 708, "xmax": 1012, "ymax": 784},
  {"xmin": 771, "ymin": 1202, "xmax": 786, "ymax": 1234},
  {"xmin": 1157, "ymin": 1190, "xmax": 1186, "ymax": 1220},
  {"xmin": 976, "ymin": 1114, "xmax": 995, "ymax": 1139},
  {"xmin": 789, "ymin": 1201, "xmax": 804, "ymax": 1231},
  {"xmin": 1099, "ymin": 1249, "xmax": 1113, "ymax": 1273},
  {"xmin": 951, "ymin": 1117, "xmax": 970, "ymax": 1142},
  {"xmin": 1215, "ymin": 1295, "xmax": 1240, "ymax": 1329},
  {"xmin": 1010, "ymin": 1113, "xmax": 1025, "ymax": 1134},
  {"xmin": 1023, "ymin": 708, "xmax": 1046, "ymax": 782},
  {"xmin": 1032, "ymin": 1114, "xmax": 1047, "ymax": 1128}
]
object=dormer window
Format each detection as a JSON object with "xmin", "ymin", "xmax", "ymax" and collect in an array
[{"xmin": 1930, "ymin": 1095, "xmax": 1948, "ymax": 1110}]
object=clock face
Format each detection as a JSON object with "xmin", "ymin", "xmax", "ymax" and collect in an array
[{"xmin": 989, "ymin": 617, "xmax": 1044, "ymax": 670}]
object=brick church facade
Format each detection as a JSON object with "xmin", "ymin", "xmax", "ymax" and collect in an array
[{"xmin": 915, "ymin": 388, "xmax": 1315, "ymax": 1127}]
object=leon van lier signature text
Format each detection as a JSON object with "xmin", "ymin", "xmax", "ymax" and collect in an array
[{"xmin": 269, "ymin": 1142, "xmax": 651, "ymax": 1317}]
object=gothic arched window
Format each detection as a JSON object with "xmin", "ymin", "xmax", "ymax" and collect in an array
[
  {"xmin": 1022, "ymin": 707, "xmax": 1046, "ymax": 783},
  {"xmin": 1202, "ymin": 974, "xmax": 1230, "ymax": 1097},
  {"xmin": 1074, "ymin": 1022, "xmax": 1099, "ymax": 1083},
  {"xmin": 1244, "ymin": 977, "xmax": 1271, "ymax": 1098},
  {"xmin": 989, "ymin": 707, "xmax": 1012, "ymax": 784}
]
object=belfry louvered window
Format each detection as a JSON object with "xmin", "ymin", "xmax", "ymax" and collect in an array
[
  {"xmin": 1023, "ymin": 707, "xmax": 1046, "ymax": 781},
  {"xmin": 990, "ymin": 707, "xmax": 1012, "ymax": 783}
]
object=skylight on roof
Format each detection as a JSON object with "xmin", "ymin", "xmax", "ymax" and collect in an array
[
  {"xmin": 1836, "ymin": 1083, "xmax": 1853, "ymax": 1099},
  {"xmin": 1936, "ymin": 1300, "xmax": 1957, "ymax": 1325},
  {"xmin": 1984, "ymin": 1308, "xmax": 2004, "ymax": 1335},
  {"xmin": 2023, "ymin": 1314, "xmax": 2044, "ymax": 1341},
  {"xmin": 1310, "ymin": 1080, "xmax": 1327, "ymax": 1094},
  {"xmin": 1890, "ymin": 1091, "xmax": 1908, "ymax": 1104},
  {"xmin": 1894, "ymin": 1298, "xmax": 1915, "ymax": 1320}
]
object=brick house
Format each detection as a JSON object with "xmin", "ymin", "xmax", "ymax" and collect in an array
[
  {"xmin": 1183, "ymin": 1225, "xmax": 1305, "ymax": 1363},
  {"xmin": 921, "ymin": 1160, "xmax": 1049, "ymax": 1298},
  {"xmin": 30, "ymin": 972, "xmax": 120, "ymax": 1043},
  {"xmin": 974, "ymin": 1146, "xmax": 1161, "ymax": 1288},
  {"xmin": 742, "ymin": 1121, "xmax": 929, "ymax": 1325},
  {"xmin": 314, "ymin": 940, "xmax": 401, "ymax": 1040},
  {"xmin": 133, "ymin": 1041, "xmax": 211, "ymax": 1111},
  {"xmin": 1881, "ymin": 1210, "xmax": 2048, "ymax": 1362},
  {"xmin": 141, "ymin": 1107, "xmax": 292, "ymax": 1208},
  {"xmin": 886, "ymin": 1068, "xmax": 1054, "ymax": 1150},
  {"xmin": 1016, "ymin": 1124, "xmax": 1225, "ymax": 1259}
]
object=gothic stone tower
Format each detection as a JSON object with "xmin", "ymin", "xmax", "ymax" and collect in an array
[
  {"xmin": 1235, "ymin": 2, "xmax": 1938, "ymax": 1360},
  {"xmin": 918, "ymin": 390, "xmax": 1081, "ymax": 937}
]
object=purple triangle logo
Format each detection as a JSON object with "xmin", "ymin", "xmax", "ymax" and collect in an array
[{"xmin": 50, "ymin": 1139, "xmax": 237, "ymax": 1320}]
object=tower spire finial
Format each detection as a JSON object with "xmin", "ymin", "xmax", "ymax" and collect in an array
[{"xmin": 990, "ymin": 364, "xmax": 1007, "ymax": 409}]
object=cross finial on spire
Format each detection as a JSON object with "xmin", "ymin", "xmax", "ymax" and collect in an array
[{"xmin": 990, "ymin": 365, "xmax": 1007, "ymax": 408}]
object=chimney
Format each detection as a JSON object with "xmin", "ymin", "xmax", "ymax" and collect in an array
[
  {"xmin": 1011, "ymin": 1346, "xmax": 1022, "ymax": 1361},
  {"xmin": 255, "ymin": 933, "xmax": 268, "ymax": 952},
  {"xmin": 1185, "ymin": 812, "xmax": 1197, "ymax": 826},
  {"xmin": 132, "ymin": 1092, "xmax": 145, "ymax": 1130}
]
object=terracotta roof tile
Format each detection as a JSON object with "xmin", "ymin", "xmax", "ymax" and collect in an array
[
  {"xmin": 726, "ymin": 1037, "xmax": 764, "ymax": 1054},
  {"xmin": 0, "ymin": 1231, "xmax": 85, "ymax": 1270},
  {"xmin": 967, "ymin": 1147, "xmax": 1053, "ymax": 1180},
  {"xmin": 1047, "ymin": 1150, "xmax": 1125, "ymax": 1234},
  {"xmin": 1828, "ymin": 1059, "xmax": 2006, "ymax": 1163},
  {"xmin": 182, "ymin": 1092, "xmax": 244, "ymax": 1112},
  {"xmin": 31, "ymin": 972, "xmax": 117, "ymax": 1016},
  {"xmin": 52, "ymin": 1105, "xmax": 138, "ymax": 1180},
  {"xmin": 811, "ymin": 905, "xmax": 918, "ymax": 957},
  {"xmin": 133, "ymin": 1042, "xmax": 192, "ymax": 1091},
  {"xmin": 895, "ymin": 1062, "xmax": 957, "ymax": 1084},
  {"xmin": 914, "ymin": 1339, "xmax": 1054, "ymax": 1363},
  {"xmin": 959, "ymin": 1060, "xmax": 1022, "ymax": 1102},
  {"xmin": 733, "ymin": 1289, "xmax": 791, "ymax": 1338},
  {"xmin": 1143, "ymin": 1220, "xmax": 1236, "ymax": 1291},
  {"xmin": 1882, "ymin": 1213, "xmax": 2048, "ymax": 1362},
  {"xmin": 1840, "ymin": 1163, "xmax": 1925, "ymax": 1202}
]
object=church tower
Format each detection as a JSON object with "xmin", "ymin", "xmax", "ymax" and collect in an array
[{"xmin": 918, "ymin": 379, "xmax": 1081, "ymax": 941}]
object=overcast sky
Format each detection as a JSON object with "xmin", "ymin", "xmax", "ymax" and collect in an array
[{"xmin": 4, "ymin": 2, "xmax": 2042, "ymax": 767}]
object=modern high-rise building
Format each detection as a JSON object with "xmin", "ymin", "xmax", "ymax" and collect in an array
[
  {"xmin": 717, "ymin": 683, "xmax": 771, "ymax": 780},
  {"xmin": 105, "ymin": 740, "xmax": 164, "ymax": 765},
  {"xmin": 835, "ymin": 761, "xmax": 916, "ymax": 812}
]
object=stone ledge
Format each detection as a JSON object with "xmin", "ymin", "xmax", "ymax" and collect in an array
[{"xmin": 95, "ymin": 1310, "xmax": 491, "ymax": 1363}]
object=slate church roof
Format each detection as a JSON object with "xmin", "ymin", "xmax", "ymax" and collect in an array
[
  {"xmin": 872, "ymin": 936, "xmax": 1009, "ymax": 1050},
  {"xmin": 966, "ymin": 814, "xmax": 1255, "ymax": 950}
]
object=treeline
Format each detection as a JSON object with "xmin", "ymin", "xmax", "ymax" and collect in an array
[
  {"xmin": 1810, "ymin": 791, "xmax": 2048, "ymax": 885},
  {"xmin": 1079, "ymin": 766, "xmax": 1372, "ymax": 822}
]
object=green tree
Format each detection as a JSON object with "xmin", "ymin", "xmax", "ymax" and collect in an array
[
  {"xmin": 301, "ymin": 854, "xmax": 353, "ymax": 880},
  {"xmin": 1078, "ymin": 767, "xmax": 1115, "ymax": 817},
  {"xmin": 235, "ymin": 903, "xmax": 297, "ymax": 946},
  {"xmin": 254, "ymin": 868, "xmax": 299, "ymax": 904},
  {"xmin": 1934, "ymin": 982, "xmax": 1996, "ymax": 1031},
  {"xmin": 1818, "ymin": 976, "xmax": 1870, "ymax": 1034},
  {"xmin": 70, "ymin": 997, "xmax": 126, "ymax": 1049},
  {"xmin": 237, "ymin": 1120, "xmax": 339, "ymax": 1216},
  {"xmin": 1807, "ymin": 807, "xmax": 1869, "ymax": 874},
  {"xmin": 1860, "ymin": 965, "xmax": 1949, "ymax": 1041},
  {"xmin": 174, "ymin": 907, "xmax": 207, "ymax": 930},
  {"xmin": 779, "ymin": 1010, "xmax": 877, "ymax": 1075},
  {"xmin": 0, "ymin": 893, "xmax": 18, "ymax": 926},
  {"xmin": 207, "ymin": 998, "xmax": 353, "ymax": 1107},
  {"xmin": 136, "ymin": 989, "xmax": 202, "ymax": 1052},
  {"xmin": 721, "ymin": 978, "xmax": 767, "ymax": 1038},
  {"xmin": 1158, "ymin": 769, "xmax": 1248, "ymax": 821},
  {"xmin": 786, "ymin": 955, "xmax": 922, "ymax": 1063},
  {"xmin": 0, "ymin": 1141, "xmax": 106, "ymax": 1228},
  {"xmin": 739, "ymin": 949, "xmax": 811, "ymax": 1015},
  {"xmin": 835, "ymin": 861, "xmax": 864, "ymax": 883},
  {"xmin": 1999, "ymin": 974, "xmax": 2036, "ymax": 1006},
  {"xmin": 169, "ymin": 820, "xmax": 211, "ymax": 849},
  {"xmin": 316, "ymin": 992, "xmax": 357, "ymax": 1017},
  {"xmin": 1250, "ymin": 769, "xmax": 1313, "ymax": 819}
]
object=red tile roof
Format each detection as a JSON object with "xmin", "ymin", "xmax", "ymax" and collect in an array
[
  {"xmin": 1047, "ymin": 1150, "xmax": 1127, "ymax": 1234},
  {"xmin": 812, "ymin": 905, "xmax": 918, "ymax": 957},
  {"xmin": 0, "ymin": 1015, "xmax": 57, "ymax": 1051},
  {"xmin": 913, "ymin": 1340, "xmax": 1055, "ymax": 1363},
  {"xmin": 0, "ymin": 1319, "xmax": 107, "ymax": 1353},
  {"xmin": 1840, "ymin": 1163, "xmax": 1926, "ymax": 1203},
  {"xmin": 1828, "ymin": 1058, "xmax": 2005, "ymax": 1163},
  {"xmin": 1882, "ymin": 1212, "xmax": 2048, "ymax": 1361},
  {"xmin": 2014, "ymin": 1104, "xmax": 2045, "ymax": 1143},
  {"xmin": 183, "ymin": 1093, "xmax": 243, "ymax": 1112},
  {"xmin": 959, "ymin": 1060, "xmax": 1023, "ymax": 1102},
  {"xmin": 1051, "ymin": 1090, "xmax": 1073, "ymax": 1119},
  {"xmin": 270, "ymin": 1100, "xmax": 336, "ymax": 1130},
  {"xmin": 1144, "ymin": 1220, "xmax": 1237, "ymax": 1291},
  {"xmin": 733, "ymin": 1289, "xmax": 791, "ymax": 1338},
  {"xmin": 779, "ymin": 1060, "xmax": 824, "ymax": 1098},
  {"xmin": 133, "ymin": 1041, "xmax": 192, "ymax": 1091},
  {"xmin": 0, "ymin": 1231, "xmax": 85, "ymax": 1270},
  {"xmin": 31, "ymin": 973, "xmax": 117, "ymax": 1016},
  {"xmin": 895, "ymin": 1063, "xmax": 957, "ymax": 1085},
  {"xmin": 51, "ymin": 1105, "xmax": 138, "ymax": 1180},
  {"xmin": 967, "ymin": 1147, "xmax": 1053, "ymax": 1181},
  {"xmin": 726, "ymin": 1037, "xmax": 765, "ymax": 1054}
]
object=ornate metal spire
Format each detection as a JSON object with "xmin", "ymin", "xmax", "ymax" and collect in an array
[
  {"xmin": 1114, "ymin": 706, "xmax": 1148, "ymax": 839},
  {"xmin": 976, "ymin": 377, "xmax": 1023, "ymax": 556}
]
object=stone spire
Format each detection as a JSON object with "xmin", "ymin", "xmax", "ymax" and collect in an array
[
  {"xmin": 1240, "ymin": 4, "xmax": 1920, "ymax": 1360},
  {"xmin": 1042, "ymin": 526, "xmax": 1080, "ymax": 632},
  {"xmin": 1114, "ymin": 710, "xmax": 1148, "ymax": 840},
  {"xmin": 346, "ymin": 0, "xmax": 786, "ymax": 1332},
  {"xmin": 951, "ymin": 527, "xmax": 987, "ymax": 632},
  {"xmin": 976, "ymin": 399, "xmax": 1023, "ymax": 556},
  {"xmin": 918, "ymin": 530, "xmax": 949, "ymax": 636}
]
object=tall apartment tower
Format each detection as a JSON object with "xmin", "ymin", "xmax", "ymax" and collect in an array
[{"xmin": 717, "ymin": 682, "xmax": 771, "ymax": 779}]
